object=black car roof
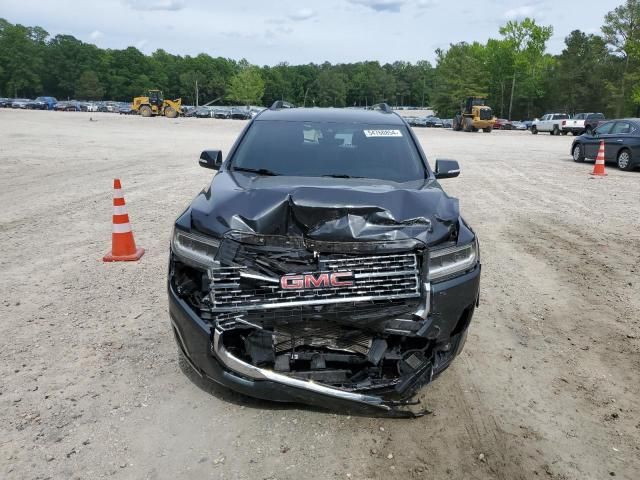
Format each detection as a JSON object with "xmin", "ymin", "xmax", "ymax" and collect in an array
[
  {"xmin": 600, "ymin": 118, "xmax": 640, "ymax": 123},
  {"xmin": 255, "ymin": 107, "xmax": 406, "ymax": 125}
]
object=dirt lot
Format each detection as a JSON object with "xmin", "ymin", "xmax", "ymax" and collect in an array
[{"xmin": 1, "ymin": 110, "xmax": 638, "ymax": 480}]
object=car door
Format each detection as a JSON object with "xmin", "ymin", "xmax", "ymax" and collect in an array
[
  {"xmin": 584, "ymin": 121, "xmax": 615, "ymax": 158},
  {"xmin": 537, "ymin": 114, "xmax": 548, "ymax": 131},
  {"xmin": 606, "ymin": 121, "xmax": 637, "ymax": 161}
]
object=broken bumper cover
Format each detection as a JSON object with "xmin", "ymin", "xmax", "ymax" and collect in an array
[{"xmin": 168, "ymin": 263, "xmax": 480, "ymax": 416}]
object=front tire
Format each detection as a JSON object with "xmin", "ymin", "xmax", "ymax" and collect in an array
[
  {"xmin": 164, "ymin": 106, "xmax": 178, "ymax": 118},
  {"xmin": 483, "ymin": 127, "xmax": 492, "ymax": 133},
  {"xmin": 139, "ymin": 105, "xmax": 152, "ymax": 117},
  {"xmin": 617, "ymin": 149, "xmax": 633, "ymax": 171},
  {"xmin": 552, "ymin": 125, "xmax": 560, "ymax": 135},
  {"xmin": 572, "ymin": 143, "xmax": 585, "ymax": 162}
]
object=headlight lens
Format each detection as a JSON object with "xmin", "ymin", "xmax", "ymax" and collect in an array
[
  {"xmin": 171, "ymin": 228, "xmax": 220, "ymax": 269},
  {"xmin": 429, "ymin": 239, "xmax": 478, "ymax": 281}
]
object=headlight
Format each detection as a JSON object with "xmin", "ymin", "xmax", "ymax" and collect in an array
[
  {"xmin": 171, "ymin": 228, "xmax": 220, "ymax": 269},
  {"xmin": 429, "ymin": 239, "xmax": 478, "ymax": 281}
]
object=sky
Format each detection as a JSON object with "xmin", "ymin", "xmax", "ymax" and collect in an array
[{"xmin": 0, "ymin": 0, "xmax": 624, "ymax": 65}]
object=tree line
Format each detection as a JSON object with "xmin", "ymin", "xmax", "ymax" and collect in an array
[{"xmin": 1, "ymin": 0, "xmax": 639, "ymax": 119}]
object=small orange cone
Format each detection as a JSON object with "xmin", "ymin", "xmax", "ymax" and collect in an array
[
  {"xmin": 591, "ymin": 140, "xmax": 607, "ymax": 177},
  {"xmin": 103, "ymin": 179, "xmax": 145, "ymax": 262}
]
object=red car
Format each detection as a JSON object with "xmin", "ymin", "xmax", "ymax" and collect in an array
[{"xmin": 493, "ymin": 118, "xmax": 513, "ymax": 130}]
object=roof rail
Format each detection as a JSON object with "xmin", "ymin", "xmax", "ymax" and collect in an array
[
  {"xmin": 270, "ymin": 100, "xmax": 296, "ymax": 110},
  {"xmin": 369, "ymin": 103, "xmax": 393, "ymax": 113}
]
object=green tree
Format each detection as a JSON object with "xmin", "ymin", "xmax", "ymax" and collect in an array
[
  {"xmin": 0, "ymin": 21, "xmax": 46, "ymax": 96},
  {"xmin": 602, "ymin": 0, "xmax": 640, "ymax": 115},
  {"xmin": 551, "ymin": 31, "xmax": 611, "ymax": 114},
  {"xmin": 431, "ymin": 42, "xmax": 489, "ymax": 117},
  {"xmin": 179, "ymin": 70, "xmax": 206, "ymax": 105},
  {"xmin": 499, "ymin": 18, "xmax": 553, "ymax": 119},
  {"xmin": 485, "ymin": 39, "xmax": 515, "ymax": 118},
  {"xmin": 226, "ymin": 66, "xmax": 265, "ymax": 105},
  {"xmin": 313, "ymin": 68, "xmax": 347, "ymax": 107},
  {"xmin": 75, "ymin": 70, "xmax": 104, "ymax": 99}
]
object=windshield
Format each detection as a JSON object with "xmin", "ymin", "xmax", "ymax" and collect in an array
[{"xmin": 230, "ymin": 121, "xmax": 426, "ymax": 182}]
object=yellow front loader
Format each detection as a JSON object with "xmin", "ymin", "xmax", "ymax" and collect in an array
[
  {"xmin": 452, "ymin": 97, "xmax": 496, "ymax": 132},
  {"xmin": 132, "ymin": 89, "xmax": 181, "ymax": 118}
]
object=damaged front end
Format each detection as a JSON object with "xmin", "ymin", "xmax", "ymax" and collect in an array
[{"xmin": 170, "ymin": 229, "xmax": 480, "ymax": 417}]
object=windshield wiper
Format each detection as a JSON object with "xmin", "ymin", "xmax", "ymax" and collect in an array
[
  {"xmin": 321, "ymin": 174, "xmax": 364, "ymax": 179},
  {"xmin": 231, "ymin": 167, "xmax": 280, "ymax": 176}
]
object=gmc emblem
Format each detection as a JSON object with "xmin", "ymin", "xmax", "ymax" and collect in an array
[{"xmin": 280, "ymin": 272, "xmax": 354, "ymax": 290}]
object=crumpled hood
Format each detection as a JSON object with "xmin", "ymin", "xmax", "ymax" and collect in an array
[{"xmin": 188, "ymin": 172, "xmax": 459, "ymax": 245}]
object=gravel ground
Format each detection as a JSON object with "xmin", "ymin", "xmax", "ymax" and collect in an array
[{"xmin": 1, "ymin": 110, "xmax": 638, "ymax": 480}]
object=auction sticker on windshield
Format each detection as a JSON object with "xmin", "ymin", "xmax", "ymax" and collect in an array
[{"xmin": 363, "ymin": 129, "xmax": 403, "ymax": 138}]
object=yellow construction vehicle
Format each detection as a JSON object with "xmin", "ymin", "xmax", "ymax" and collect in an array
[
  {"xmin": 452, "ymin": 97, "xmax": 496, "ymax": 132},
  {"xmin": 131, "ymin": 90, "xmax": 181, "ymax": 118}
]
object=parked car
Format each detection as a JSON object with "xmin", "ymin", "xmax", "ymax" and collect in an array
[
  {"xmin": 493, "ymin": 118, "xmax": 513, "ymax": 130},
  {"xmin": 83, "ymin": 102, "xmax": 99, "ymax": 112},
  {"xmin": 0, "ymin": 97, "xmax": 9, "ymax": 107},
  {"xmin": 511, "ymin": 121, "xmax": 527, "ymax": 130},
  {"xmin": 28, "ymin": 96, "xmax": 57, "ymax": 110},
  {"xmin": 561, "ymin": 112, "xmax": 605, "ymax": 136},
  {"xmin": 442, "ymin": 118, "xmax": 453, "ymax": 128},
  {"xmin": 531, "ymin": 113, "xmax": 570, "ymax": 135},
  {"xmin": 404, "ymin": 116, "xmax": 418, "ymax": 126},
  {"xmin": 54, "ymin": 101, "xmax": 82, "ymax": 111},
  {"xmin": 195, "ymin": 106, "xmax": 213, "ymax": 118},
  {"xmin": 570, "ymin": 119, "xmax": 640, "ymax": 171},
  {"xmin": 169, "ymin": 103, "xmax": 480, "ymax": 416},
  {"xmin": 11, "ymin": 98, "xmax": 30, "ymax": 109},
  {"xmin": 213, "ymin": 108, "xmax": 231, "ymax": 119},
  {"xmin": 230, "ymin": 107, "xmax": 251, "ymax": 120},
  {"xmin": 412, "ymin": 117, "xmax": 428, "ymax": 127},
  {"xmin": 118, "ymin": 104, "xmax": 134, "ymax": 115},
  {"xmin": 425, "ymin": 116, "xmax": 444, "ymax": 128}
]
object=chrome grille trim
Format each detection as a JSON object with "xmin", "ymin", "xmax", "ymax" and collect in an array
[{"xmin": 208, "ymin": 253, "xmax": 421, "ymax": 312}]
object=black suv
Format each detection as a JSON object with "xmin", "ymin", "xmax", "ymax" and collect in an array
[{"xmin": 168, "ymin": 103, "xmax": 481, "ymax": 416}]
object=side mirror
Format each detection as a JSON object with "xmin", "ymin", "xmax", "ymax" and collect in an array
[
  {"xmin": 199, "ymin": 150, "xmax": 223, "ymax": 170},
  {"xmin": 434, "ymin": 159, "xmax": 461, "ymax": 179}
]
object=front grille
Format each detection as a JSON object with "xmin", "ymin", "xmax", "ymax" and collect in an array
[
  {"xmin": 208, "ymin": 253, "xmax": 421, "ymax": 312},
  {"xmin": 273, "ymin": 323, "xmax": 373, "ymax": 356},
  {"xmin": 479, "ymin": 109, "xmax": 493, "ymax": 120}
]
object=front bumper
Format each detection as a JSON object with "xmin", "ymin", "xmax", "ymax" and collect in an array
[{"xmin": 169, "ymin": 262, "xmax": 480, "ymax": 417}]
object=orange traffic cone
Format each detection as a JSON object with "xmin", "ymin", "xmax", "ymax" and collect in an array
[
  {"xmin": 103, "ymin": 179, "xmax": 145, "ymax": 262},
  {"xmin": 591, "ymin": 140, "xmax": 607, "ymax": 177}
]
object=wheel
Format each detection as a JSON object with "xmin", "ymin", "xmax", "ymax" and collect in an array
[
  {"xmin": 483, "ymin": 127, "xmax": 492, "ymax": 133},
  {"xmin": 552, "ymin": 125, "xmax": 560, "ymax": 135},
  {"xmin": 139, "ymin": 105, "xmax": 152, "ymax": 117},
  {"xmin": 572, "ymin": 143, "xmax": 585, "ymax": 162},
  {"xmin": 463, "ymin": 117, "xmax": 473, "ymax": 132},
  {"xmin": 617, "ymin": 149, "xmax": 633, "ymax": 171},
  {"xmin": 164, "ymin": 106, "xmax": 178, "ymax": 118},
  {"xmin": 531, "ymin": 126, "xmax": 538, "ymax": 135},
  {"xmin": 453, "ymin": 116, "xmax": 462, "ymax": 131}
]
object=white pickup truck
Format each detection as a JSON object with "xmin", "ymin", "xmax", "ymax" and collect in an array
[
  {"xmin": 531, "ymin": 113, "xmax": 570, "ymax": 135},
  {"xmin": 561, "ymin": 112, "xmax": 605, "ymax": 136}
]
